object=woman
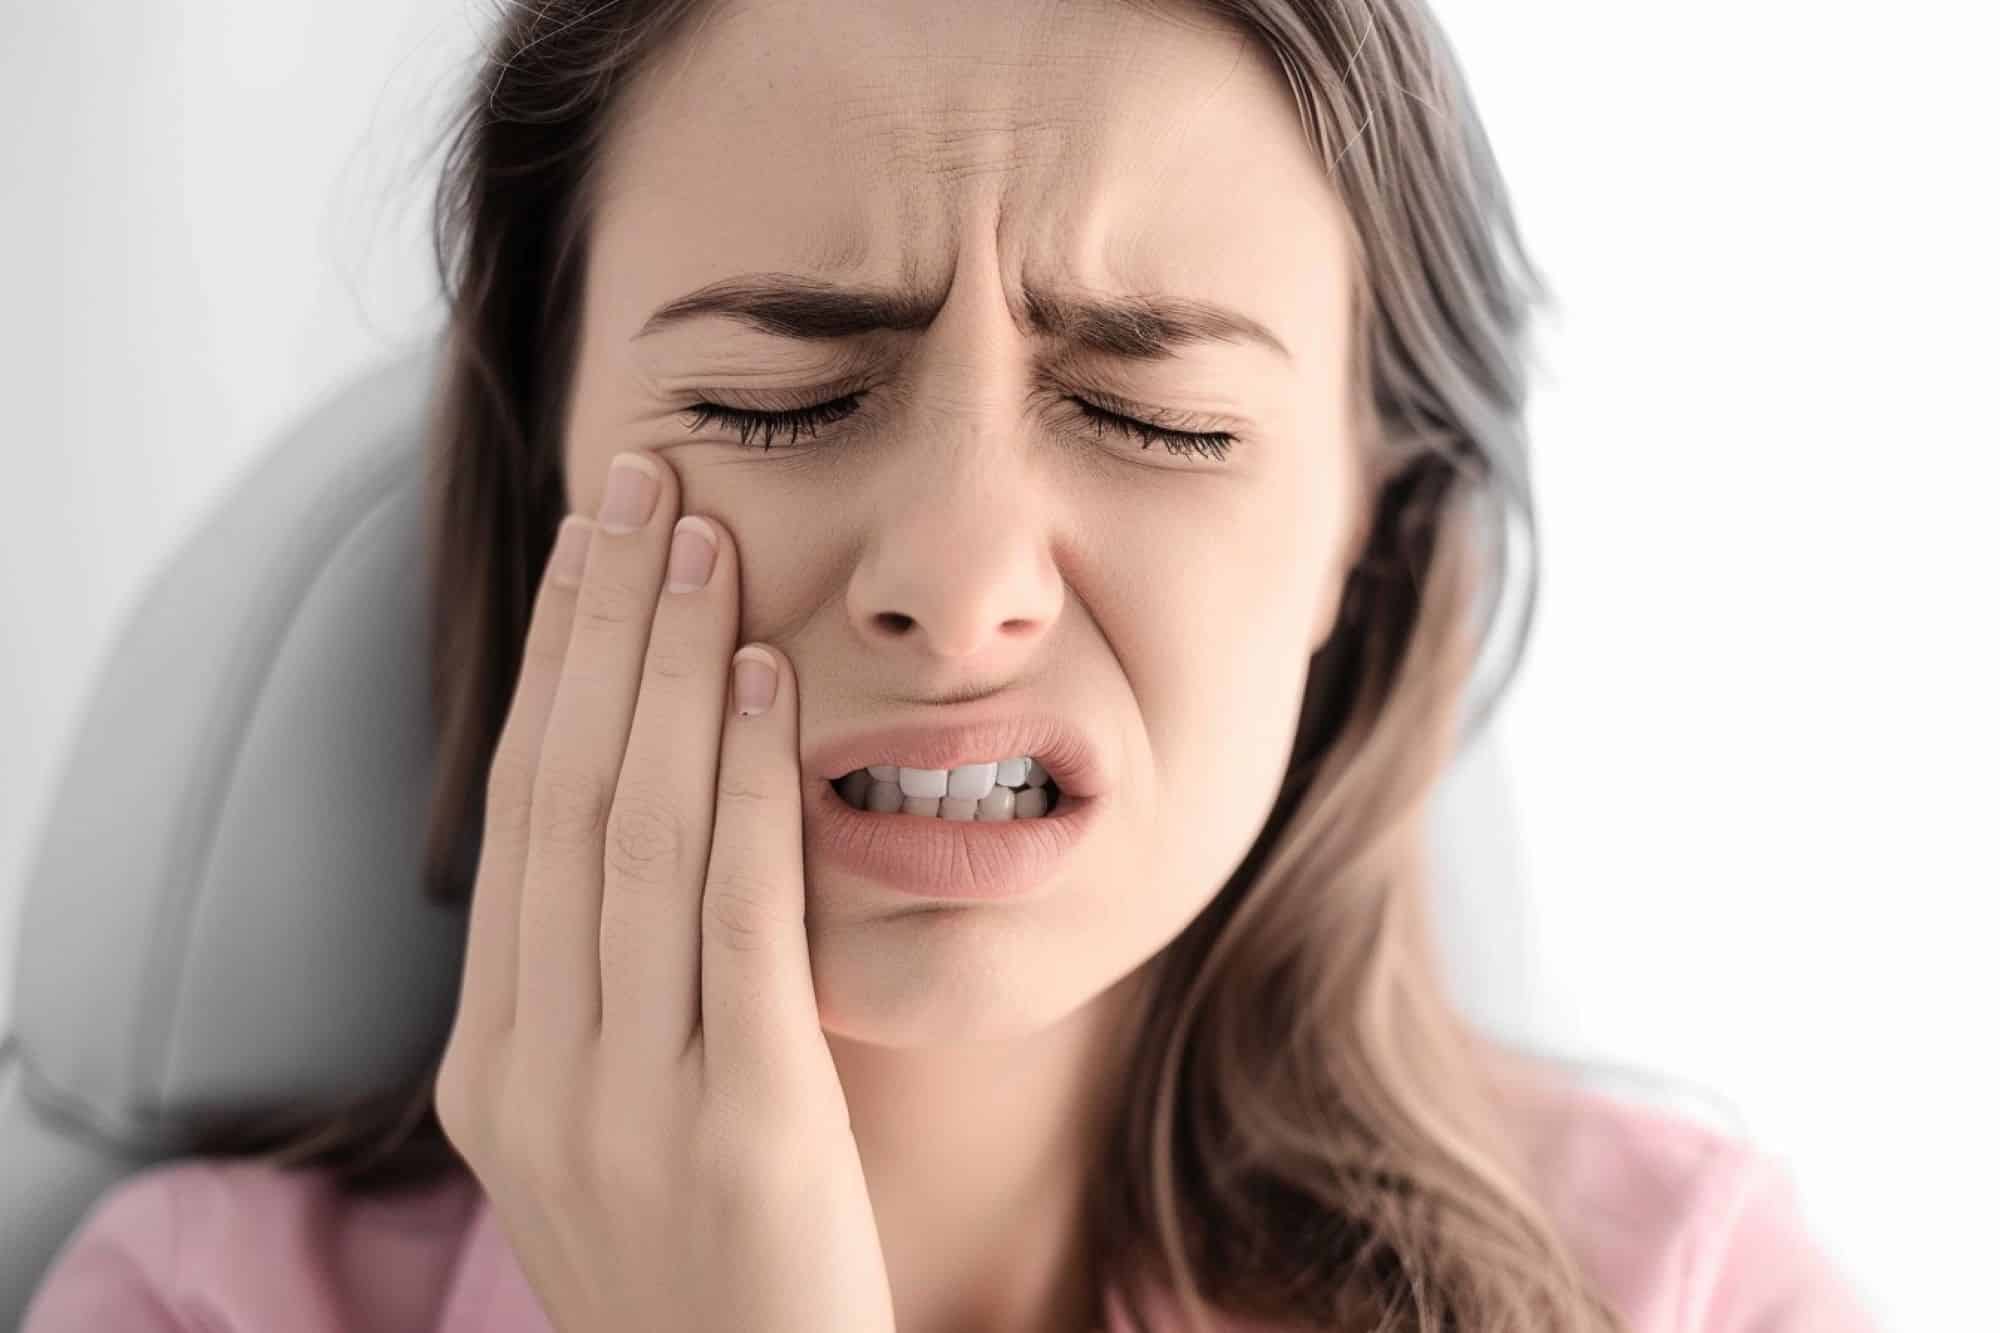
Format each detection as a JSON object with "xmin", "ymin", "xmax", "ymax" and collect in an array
[{"xmin": 24, "ymin": 1, "xmax": 1879, "ymax": 1330}]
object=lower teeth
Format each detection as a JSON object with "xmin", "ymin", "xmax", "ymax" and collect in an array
[{"xmin": 835, "ymin": 774, "xmax": 1062, "ymax": 820}]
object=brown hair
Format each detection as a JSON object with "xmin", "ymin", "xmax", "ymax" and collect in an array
[{"xmin": 186, "ymin": 1, "xmax": 1627, "ymax": 1328}]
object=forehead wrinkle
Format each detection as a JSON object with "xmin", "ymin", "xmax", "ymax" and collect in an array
[
  {"xmin": 615, "ymin": 0, "xmax": 1303, "ymax": 365},
  {"xmin": 801, "ymin": 213, "xmax": 870, "ymax": 278}
]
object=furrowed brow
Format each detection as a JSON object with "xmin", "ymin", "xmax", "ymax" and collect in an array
[
  {"xmin": 1018, "ymin": 282, "xmax": 1292, "ymax": 364},
  {"xmin": 632, "ymin": 271, "xmax": 1291, "ymax": 364},
  {"xmin": 633, "ymin": 273, "xmax": 939, "ymax": 342}
]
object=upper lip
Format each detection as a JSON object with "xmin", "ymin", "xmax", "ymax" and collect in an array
[{"xmin": 806, "ymin": 711, "xmax": 1108, "ymax": 799}]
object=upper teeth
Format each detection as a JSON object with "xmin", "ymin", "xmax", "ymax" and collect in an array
[{"xmin": 855, "ymin": 755, "xmax": 1051, "ymax": 801}]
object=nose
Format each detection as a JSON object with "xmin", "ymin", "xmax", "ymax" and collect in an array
[
  {"xmin": 845, "ymin": 435, "xmax": 1065, "ymax": 671},
  {"xmin": 845, "ymin": 245, "xmax": 1066, "ymax": 674}
]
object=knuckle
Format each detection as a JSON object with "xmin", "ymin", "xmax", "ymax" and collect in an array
[
  {"xmin": 568, "ymin": 571, "xmax": 647, "ymax": 630},
  {"xmin": 533, "ymin": 762, "xmax": 611, "ymax": 848},
  {"xmin": 519, "ymin": 626, "xmax": 570, "ymax": 677},
  {"xmin": 432, "ymin": 1063, "xmax": 474, "ymax": 1148},
  {"xmin": 714, "ymin": 768, "xmax": 779, "ymax": 811},
  {"xmin": 433, "ymin": 1041, "xmax": 499, "ymax": 1154},
  {"xmin": 483, "ymin": 748, "xmax": 539, "ymax": 838},
  {"xmin": 602, "ymin": 784, "xmax": 694, "ymax": 885},
  {"xmin": 702, "ymin": 872, "xmax": 784, "ymax": 953},
  {"xmin": 641, "ymin": 633, "xmax": 707, "ymax": 688}
]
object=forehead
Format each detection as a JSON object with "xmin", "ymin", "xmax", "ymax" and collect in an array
[{"xmin": 587, "ymin": 0, "xmax": 1353, "ymax": 363}]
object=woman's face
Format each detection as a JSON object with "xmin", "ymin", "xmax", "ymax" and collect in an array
[{"xmin": 563, "ymin": 0, "xmax": 1367, "ymax": 1043}]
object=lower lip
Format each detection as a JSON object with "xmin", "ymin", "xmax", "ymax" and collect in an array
[{"xmin": 805, "ymin": 776, "xmax": 1103, "ymax": 901}]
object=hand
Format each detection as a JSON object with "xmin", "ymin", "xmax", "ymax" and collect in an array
[{"xmin": 433, "ymin": 452, "xmax": 897, "ymax": 1333}]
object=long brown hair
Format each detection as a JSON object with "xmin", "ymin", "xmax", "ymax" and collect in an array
[{"xmin": 186, "ymin": 2, "xmax": 1627, "ymax": 1328}]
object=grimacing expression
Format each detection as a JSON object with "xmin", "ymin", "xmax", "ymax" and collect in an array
[{"xmin": 562, "ymin": 0, "xmax": 1367, "ymax": 1043}]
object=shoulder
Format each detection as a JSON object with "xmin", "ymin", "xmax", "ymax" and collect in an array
[
  {"xmin": 74, "ymin": 1155, "xmax": 481, "ymax": 1261},
  {"xmin": 23, "ymin": 1159, "xmax": 206, "ymax": 1330},
  {"xmin": 25, "ymin": 1157, "xmax": 481, "ymax": 1333},
  {"xmin": 1496, "ymin": 1064, "xmax": 1880, "ymax": 1333}
]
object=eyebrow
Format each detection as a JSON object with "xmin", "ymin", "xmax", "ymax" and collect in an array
[{"xmin": 631, "ymin": 271, "xmax": 1292, "ymax": 364}]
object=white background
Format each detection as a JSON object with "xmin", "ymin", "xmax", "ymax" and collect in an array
[{"xmin": 3, "ymin": 3, "xmax": 1994, "ymax": 1328}]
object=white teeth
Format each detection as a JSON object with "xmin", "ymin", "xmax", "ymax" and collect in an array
[
  {"xmin": 945, "ymin": 762, "xmax": 998, "ymax": 800},
  {"xmin": 849, "ymin": 754, "xmax": 1046, "ymax": 803},
  {"xmin": 835, "ymin": 754, "xmax": 1061, "ymax": 819}
]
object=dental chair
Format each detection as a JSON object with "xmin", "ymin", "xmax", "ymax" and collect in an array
[{"xmin": 0, "ymin": 325, "xmax": 1742, "ymax": 1327}]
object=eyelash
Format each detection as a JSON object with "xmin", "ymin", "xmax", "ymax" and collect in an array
[{"xmin": 677, "ymin": 391, "xmax": 1238, "ymax": 462}]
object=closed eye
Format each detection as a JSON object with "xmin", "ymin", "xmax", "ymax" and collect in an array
[{"xmin": 678, "ymin": 390, "xmax": 1237, "ymax": 462}]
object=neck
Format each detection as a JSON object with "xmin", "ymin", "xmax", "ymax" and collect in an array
[{"xmin": 826, "ymin": 964, "xmax": 1152, "ymax": 1333}]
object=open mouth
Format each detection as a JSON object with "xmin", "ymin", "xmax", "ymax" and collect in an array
[
  {"xmin": 807, "ymin": 754, "xmax": 1100, "ymax": 902},
  {"xmin": 830, "ymin": 758, "xmax": 1066, "ymax": 822}
]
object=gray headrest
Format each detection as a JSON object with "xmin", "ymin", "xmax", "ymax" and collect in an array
[{"xmin": 9, "ymin": 330, "xmax": 467, "ymax": 1153}]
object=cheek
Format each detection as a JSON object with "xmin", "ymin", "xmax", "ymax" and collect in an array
[
  {"xmin": 1116, "ymin": 493, "xmax": 1325, "ymax": 926},
  {"xmin": 562, "ymin": 446, "xmax": 612, "ymax": 517},
  {"xmin": 1155, "ymin": 595, "xmax": 1309, "ymax": 855},
  {"xmin": 1136, "ymin": 484, "xmax": 1330, "ymax": 688},
  {"xmin": 1093, "ymin": 665, "xmax": 1295, "ymax": 1001}
]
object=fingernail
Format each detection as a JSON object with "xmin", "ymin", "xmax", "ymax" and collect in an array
[
  {"xmin": 732, "ymin": 646, "xmax": 777, "ymax": 717},
  {"xmin": 550, "ymin": 516, "xmax": 593, "ymax": 587},
  {"xmin": 666, "ymin": 515, "xmax": 717, "ymax": 593},
  {"xmin": 598, "ymin": 453, "xmax": 660, "ymax": 534}
]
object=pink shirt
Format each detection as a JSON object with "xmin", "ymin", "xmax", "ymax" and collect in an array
[{"xmin": 22, "ymin": 1079, "xmax": 1879, "ymax": 1332}]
